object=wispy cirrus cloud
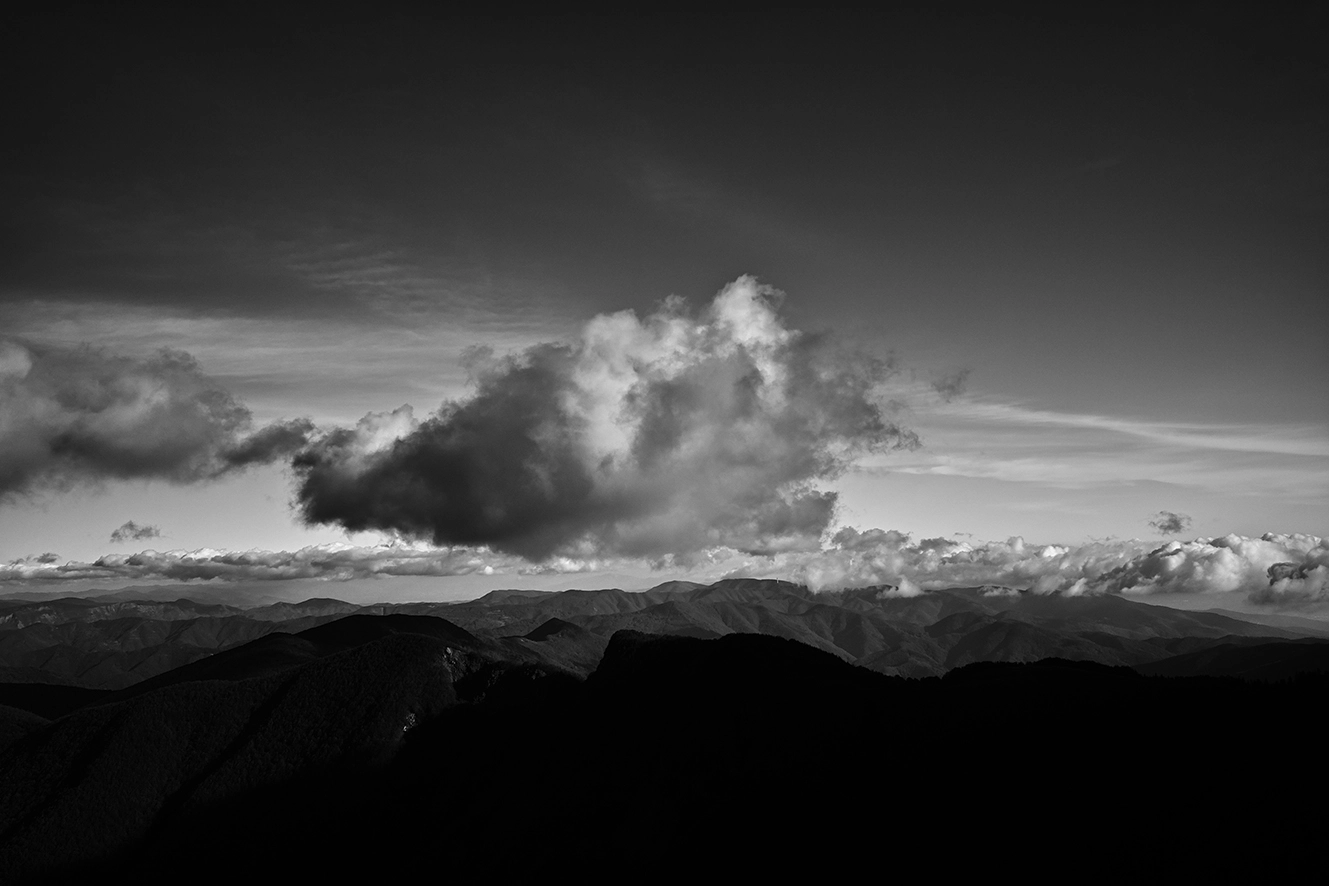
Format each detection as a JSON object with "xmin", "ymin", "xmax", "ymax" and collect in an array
[
  {"xmin": 862, "ymin": 394, "xmax": 1329, "ymax": 501},
  {"xmin": 929, "ymin": 399, "xmax": 1329, "ymax": 458}
]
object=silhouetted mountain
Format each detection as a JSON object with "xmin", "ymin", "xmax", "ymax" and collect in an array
[
  {"xmin": 3, "ymin": 624, "xmax": 1322, "ymax": 882},
  {"xmin": 0, "ymin": 626, "xmax": 518, "ymax": 878}
]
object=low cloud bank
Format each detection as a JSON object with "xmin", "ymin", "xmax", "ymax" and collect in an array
[
  {"xmin": 746, "ymin": 529, "xmax": 1329, "ymax": 606},
  {"xmin": 0, "ymin": 338, "xmax": 312, "ymax": 498},
  {"xmin": 760, "ymin": 528, "xmax": 1148, "ymax": 594},
  {"xmin": 0, "ymin": 543, "xmax": 585, "ymax": 583},
  {"xmin": 1096, "ymin": 533, "xmax": 1329, "ymax": 604},
  {"xmin": 6, "ymin": 532, "xmax": 1324, "ymax": 608},
  {"xmin": 293, "ymin": 277, "xmax": 917, "ymax": 560}
]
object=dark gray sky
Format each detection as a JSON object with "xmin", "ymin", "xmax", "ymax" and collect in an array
[
  {"xmin": 2, "ymin": 6, "xmax": 1325, "ymax": 597},
  {"xmin": 6, "ymin": 8, "xmax": 1324, "ymax": 409}
]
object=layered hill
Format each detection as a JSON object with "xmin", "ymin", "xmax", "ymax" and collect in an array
[
  {"xmin": 2, "ymin": 580, "xmax": 1324, "ymax": 690},
  {"xmin": 0, "ymin": 598, "xmax": 362, "ymax": 689}
]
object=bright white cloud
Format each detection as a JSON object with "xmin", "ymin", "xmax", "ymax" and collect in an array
[
  {"xmin": 724, "ymin": 528, "xmax": 1329, "ymax": 606},
  {"xmin": 1095, "ymin": 533, "xmax": 1329, "ymax": 602}
]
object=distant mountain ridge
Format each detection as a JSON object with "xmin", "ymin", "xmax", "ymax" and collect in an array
[{"xmin": 1, "ymin": 579, "xmax": 1323, "ymax": 690}]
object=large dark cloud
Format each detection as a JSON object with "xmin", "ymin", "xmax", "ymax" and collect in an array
[
  {"xmin": 0, "ymin": 338, "xmax": 312, "ymax": 498},
  {"xmin": 294, "ymin": 277, "xmax": 918, "ymax": 560}
]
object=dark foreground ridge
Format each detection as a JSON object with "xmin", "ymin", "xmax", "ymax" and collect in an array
[{"xmin": 1, "ymin": 605, "xmax": 1326, "ymax": 881}]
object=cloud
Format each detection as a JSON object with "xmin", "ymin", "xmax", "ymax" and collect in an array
[
  {"xmin": 880, "ymin": 575, "xmax": 924, "ymax": 598},
  {"xmin": 931, "ymin": 368, "xmax": 971, "ymax": 402},
  {"xmin": 6, "ymin": 529, "xmax": 1326, "ymax": 608},
  {"xmin": 749, "ymin": 527, "xmax": 1144, "ymax": 594},
  {"xmin": 1148, "ymin": 511, "xmax": 1192, "ymax": 535},
  {"xmin": 0, "ymin": 542, "xmax": 576, "ymax": 584},
  {"xmin": 110, "ymin": 521, "xmax": 161, "ymax": 543},
  {"xmin": 927, "ymin": 398, "xmax": 1329, "ymax": 459},
  {"xmin": 1094, "ymin": 533, "xmax": 1329, "ymax": 602},
  {"xmin": 858, "ymin": 396, "xmax": 1329, "ymax": 522},
  {"xmin": 726, "ymin": 528, "xmax": 1329, "ymax": 606},
  {"xmin": 1262, "ymin": 556, "xmax": 1329, "ymax": 604},
  {"xmin": 223, "ymin": 418, "xmax": 317, "ymax": 468},
  {"xmin": 0, "ymin": 338, "xmax": 314, "ymax": 498},
  {"xmin": 294, "ymin": 277, "xmax": 918, "ymax": 561}
]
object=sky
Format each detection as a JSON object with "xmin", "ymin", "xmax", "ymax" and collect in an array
[{"xmin": 2, "ymin": 7, "xmax": 1326, "ymax": 607}]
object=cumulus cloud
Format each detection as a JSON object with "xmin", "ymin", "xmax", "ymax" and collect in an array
[
  {"xmin": 293, "ymin": 277, "xmax": 918, "ymax": 561},
  {"xmin": 0, "ymin": 542, "xmax": 578, "ymax": 583},
  {"xmin": 1094, "ymin": 533, "xmax": 1329, "ymax": 603},
  {"xmin": 0, "ymin": 338, "xmax": 314, "ymax": 498},
  {"xmin": 110, "ymin": 521, "xmax": 161, "ymax": 543},
  {"xmin": 729, "ymin": 528, "xmax": 1329, "ymax": 606},
  {"xmin": 1148, "ymin": 510, "xmax": 1192, "ymax": 535},
  {"xmin": 1263, "ymin": 556, "xmax": 1329, "ymax": 604}
]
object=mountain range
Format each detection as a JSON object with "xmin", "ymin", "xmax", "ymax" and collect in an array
[
  {"xmin": 2, "ymin": 579, "xmax": 1327, "ymax": 881},
  {"xmin": 2, "ymin": 579, "xmax": 1325, "ymax": 690}
]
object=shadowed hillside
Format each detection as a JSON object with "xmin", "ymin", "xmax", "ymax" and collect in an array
[
  {"xmin": 2, "ymin": 622, "xmax": 1323, "ymax": 882},
  {"xmin": 4, "ymin": 583, "xmax": 1327, "ymax": 879},
  {"xmin": 0, "ymin": 611, "xmax": 598, "ymax": 879}
]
